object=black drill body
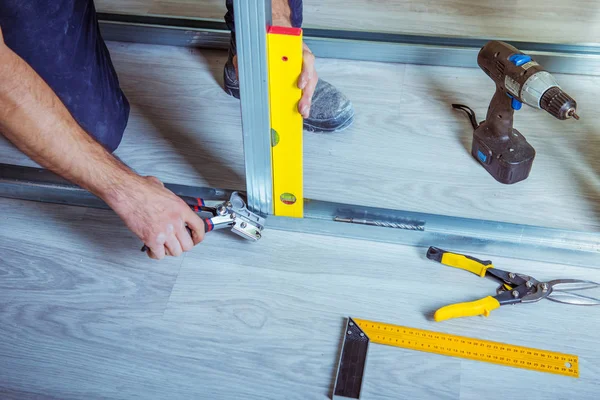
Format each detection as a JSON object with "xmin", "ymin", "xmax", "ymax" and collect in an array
[{"xmin": 466, "ymin": 41, "xmax": 579, "ymax": 184}]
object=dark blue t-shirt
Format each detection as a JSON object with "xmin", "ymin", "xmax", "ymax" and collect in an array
[{"xmin": 0, "ymin": 0, "xmax": 129, "ymax": 152}]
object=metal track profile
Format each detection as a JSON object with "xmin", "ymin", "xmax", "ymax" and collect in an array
[
  {"xmin": 0, "ymin": 164, "xmax": 233, "ymax": 208},
  {"xmin": 1, "ymin": 164, "xmax": 598, "ymax": 267},
  {"xmin": 267, "ymin": 201, "xmax": 600, "ymax": 268},
  {"xmin": 97, "ymin": 13, "xmax": 230, "ymax": 49},
  {"xmin": 232, "ymin": 0, "xmax": 273, "ymax": 216},
  {"xmin": 98, "ymin": 13, "xmax": 600, "ymax": 75}
]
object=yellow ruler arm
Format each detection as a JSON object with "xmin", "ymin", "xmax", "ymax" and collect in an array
[
  {"xmin": 267, "ymin": 26, "xmax": 304, "ymax": 218},
  {"xmin": 353, "ymin": 318, "xmax": 579, "ymax": 378}
]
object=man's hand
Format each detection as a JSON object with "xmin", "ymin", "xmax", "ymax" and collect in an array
[
  {"xmin": 297, "ymin": 43, "xmax": 318, "ymax": 119},
  {"xmin": 105, "ymin": 176, "xmax": 206, "ymax": 260},
  {"xmin": 232, "ymin": 42, "xmax": 318, "ymax": 119},
  {"xmin": 271, "ymin": 0, "xmax": 317, "ymax": 118}
]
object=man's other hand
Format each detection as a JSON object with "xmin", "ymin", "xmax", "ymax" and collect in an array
[
  {"xmin": 298, "ymin": 43, "xmax": 318, "ymax": 119},
  {"xmin": 232, "ymin": 41, "xmax": 318, "ymax": 119},
  {"xmin": 107, "ymin": 176, "xmax": 205, "ymax": 259}
]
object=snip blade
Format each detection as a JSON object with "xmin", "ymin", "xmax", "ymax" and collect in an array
[{"xmin": 548, "ymin": 279, "xmax": 600, "ymax": 306}]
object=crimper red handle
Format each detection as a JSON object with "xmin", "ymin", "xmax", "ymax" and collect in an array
[
  {"xmin": 179, "ymin": 196, "xmax": 207, "ymax": 212},
  {"xmin": 178, "ymin": 196, "xmax": 215, "ymax": 232}
]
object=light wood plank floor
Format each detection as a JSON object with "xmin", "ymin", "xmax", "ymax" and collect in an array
[
  {"xmin": 95, "ymin": 0, "xmax": 600, "ymax": 44},
  {"xmin": 2, "ymin": 42, "xmax": 598, "ymax": 231},
  {"xmin": 1, "ymin": 196, "xmax": 599, "ymax": 399}
]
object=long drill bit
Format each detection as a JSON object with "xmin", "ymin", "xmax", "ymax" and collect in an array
[{"xmin": 334, "ymin": 217, "xmax": 425, "ymax": 231}]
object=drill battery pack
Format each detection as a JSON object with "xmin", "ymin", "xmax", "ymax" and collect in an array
[{"xmin": 472, "ymin": 126, "xmax": 536, "ymax": 185}]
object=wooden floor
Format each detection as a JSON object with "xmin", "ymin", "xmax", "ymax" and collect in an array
[
  {"xmin": 2, "ymin": 42, "xmax": 599, "ymax": 231},
  {"xmin": 95, "ymin": 0, "xmax": 600, "ymax": 44},
  {"xmin": 1, "ymin": 32, "xmax": 600, "ymax": 399},
  {"xmin": 1, "ymin": 196, "xmax": 600, "ymax": 399}
]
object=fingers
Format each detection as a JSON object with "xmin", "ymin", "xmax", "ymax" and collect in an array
[
  {"xmin": 146, "ymin": 221, "xmax": 188, "ymax": 260},
  {"xmin": 165, "ymin": 234, "xmax": 183, "ymax": 257},
  {"xmin": 177, "ymin": 225, "xmax": 195, "ymax": 252},
  {"xmin": 184, "ymin": 208, "xmax": 206, "ymax": 245},
  {"xmin": 299, "ymin": 44, "xmax": 315, "ymax": 90},
  {"xmin": 299, "ymin": 74, "xmax": 318, "ymax": 118},
  {"xmin": 139, "ymin": 189, "xmax": 206, "ymax": 260},
  {"xmin": 298, "ymin": 45, "xmax": 317, "ymax": 119},
  {"xmin": 147, "ymin": 244, "xmax": 166, "ymax": 260}
]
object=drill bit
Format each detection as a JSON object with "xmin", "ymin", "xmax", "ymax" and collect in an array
[
  {"xmin": 568, "ymin": 109, "xmax": 580, "ymax": 120},
  {"xmin": 335, "ymin": 217, "xmax": 425, "ymax": 231}
]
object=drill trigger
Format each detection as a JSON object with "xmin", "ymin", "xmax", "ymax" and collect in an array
[{"xmin": 508, "ymin": 95, "xmax": 523, "ymax": 111}]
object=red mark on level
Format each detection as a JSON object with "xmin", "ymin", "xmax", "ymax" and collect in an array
[{"xmin": 268, "ymin": 26, "xmax": 302, "ymax": 36}]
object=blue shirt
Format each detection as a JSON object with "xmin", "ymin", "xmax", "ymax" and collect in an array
[{"xmin": 0, "ymin": 0, "xmax": 129, "ymax": 152}]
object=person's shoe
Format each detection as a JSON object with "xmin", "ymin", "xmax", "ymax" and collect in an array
[
  {"xmin": 303, "ymin": 79, "xmax": 355, "ymax": 133},
  {"xmin": 223, "ymin": 41, "xmax": 355, "ymax": 133},
  {"xmin": 223, "ymin": 43, "xmax": 240, "ymax": 99}
]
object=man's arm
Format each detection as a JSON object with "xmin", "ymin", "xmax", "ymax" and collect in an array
[{"xmin": 0, "ymin": 28, "xmax": 204, "ymax": 259}]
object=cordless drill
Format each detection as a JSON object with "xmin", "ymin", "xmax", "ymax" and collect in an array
[{"xmin": 454, "ymin": 41, "xmax": 580, "ymax": 184}]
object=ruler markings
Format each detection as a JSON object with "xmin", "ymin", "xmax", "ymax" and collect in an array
[{"xmin": 354, "ymin": 318, "xmax": 579, "ymax": 378}]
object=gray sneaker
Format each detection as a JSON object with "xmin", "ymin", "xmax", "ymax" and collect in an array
[{"xmin": 223, "ymin": 39, "xmax": 355, "ymax": 133}]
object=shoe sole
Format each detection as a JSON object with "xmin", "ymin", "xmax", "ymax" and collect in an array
[{"xmin": 303, "ymin": 111, "xmax": 355, "ymax": 133}]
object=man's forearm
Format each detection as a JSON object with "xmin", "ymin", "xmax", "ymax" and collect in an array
[
  {"xmin": 272, "ymin": 0, "xmax": 292, "ymax": 27},
  {"xmin": 0, "ymin": 28, "xmax": 207, "ymax": 259},
  {"xmin": 0, "ymin": 31, "xmax": 137, "ymax": 203}
]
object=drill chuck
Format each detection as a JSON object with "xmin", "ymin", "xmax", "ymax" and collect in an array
[{"xmin": 540, "ymin": 87, "xmax": 579, "ymax": 120}]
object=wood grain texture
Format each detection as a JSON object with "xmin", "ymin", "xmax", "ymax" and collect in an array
[
  {"xmin": 95, "ymin": 0, "xmax": 600, "ymax": 44},
  {"xmin": 1, "ymin": 197, "xmax": 599, "ymax": 399},
  {"xmin": 0, "ymin": 199, "xmax": 183, "ymax": 318},
  {"xmin": 109, "ymin": 44, "xmax": 246, "ymax": 190}
]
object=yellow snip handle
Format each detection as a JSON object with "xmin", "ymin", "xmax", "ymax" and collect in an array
[
  {"xmin": 434, "ymin": 296, "xmax": 501, "ymax": 322},
  {"xmin": 426, "ymin": 247, "xmax": 493, "ymax": 278}
]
